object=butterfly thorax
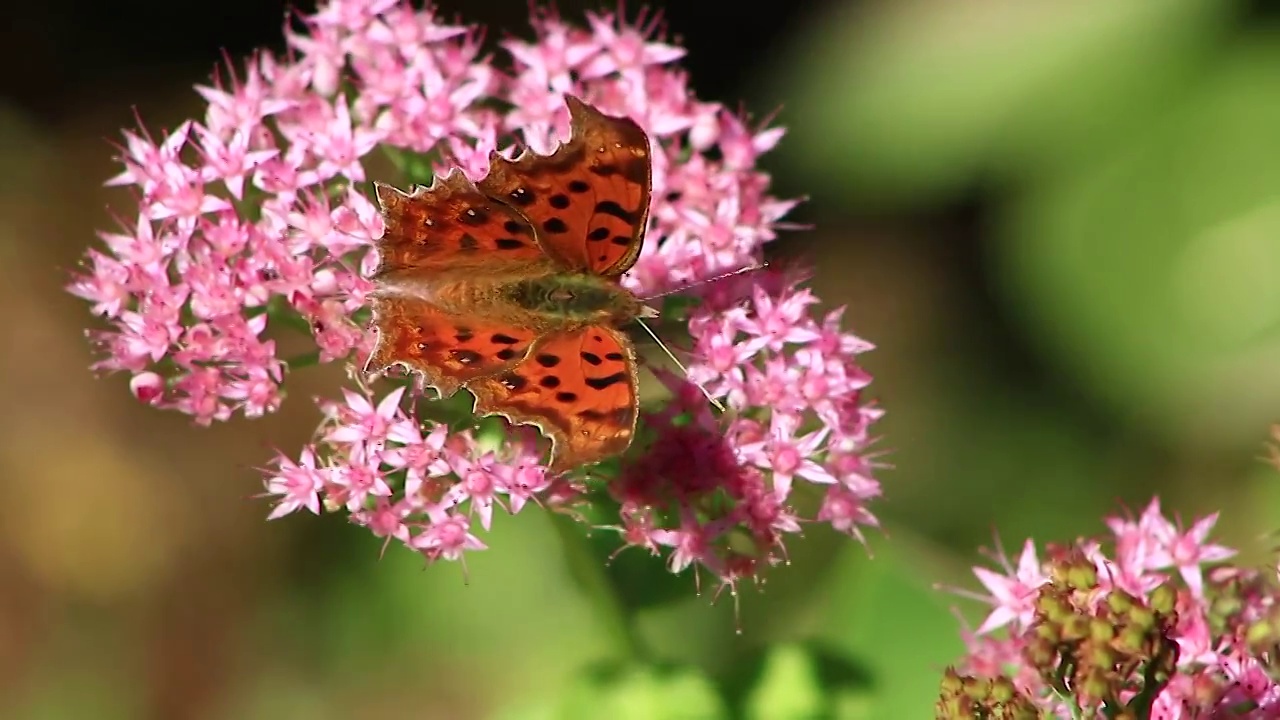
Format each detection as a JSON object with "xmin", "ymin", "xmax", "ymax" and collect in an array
[
  {"xmin": 389, "ymin": 270, "xmax": 642, "ymax": 333},
  {"xmin": 501, "ymin": 272, "xmax": 642, "ymax": 328}
]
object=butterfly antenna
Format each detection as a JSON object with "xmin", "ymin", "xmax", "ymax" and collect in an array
[
  {"xmin": 639, "ymin": 262, "xmax": 768, "ymax": 302},
  {"xmin": 634, "ymin": 317, "xmax": 725, "ymax": 412}
]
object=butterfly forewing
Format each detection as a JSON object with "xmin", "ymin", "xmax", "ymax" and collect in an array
[
  {"xmin": 477, "ymin": 95, "xmax": 652, "ymax": 278},
  {"xmin": 372, "ymin": 170, "xmax": 553, "ymax": 284}
]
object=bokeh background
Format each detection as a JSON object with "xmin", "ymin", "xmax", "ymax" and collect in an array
[{"xmin": 4, "ymin": 0, "xmax": 1280, "ymax": 717}]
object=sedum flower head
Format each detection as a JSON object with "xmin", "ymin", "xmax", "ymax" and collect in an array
[
  {"xmin": 942, "ymin": 498, "xmax": 1280, "ymax": 719},
  {"xmin": 70, "ymin": 0, "xmax": 883, "ymax": 587}
]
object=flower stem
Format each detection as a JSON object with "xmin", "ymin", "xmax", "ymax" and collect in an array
[{"xmin": 550, "ymin": 513, "xmax": 648, "ymax": 661}]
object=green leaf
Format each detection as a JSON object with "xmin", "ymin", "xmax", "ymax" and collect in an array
[
  {"xmin": 553, "ymin": 661, "xmax": 728, "ymax": 720},
  {"xmin": 659, "ymin": 293, "xmax": 702, "ymax": 322},
  {"xmin": 542, "ymin": 452, "xmax": 699, "ymax": 615},
  {"xmin": 717, "ymin": 641, "xmax": 872, "ymax": 720},
  {"xmin": 265, "ymin": 295, "xmax": 314, "ymax": 335},
  {"xmin": 410, "ymin": 389, "xmax": 482, "ymax": 429},
  {"xmin": 818, "ymin": 538, "xmax": 965, "ymax": 719},
  {"xmin": 597, "ymin": 536, "xmax": 698, "ymax": 612},
  {"xmin": 742, "ymin": 644, "xmax": 825, "ymax": 719},
  {"xmin": 552, "ymin": 481, "xmax": 698, "ymax": 614},
  {"xmin": 382, "ymin": 146, "xmax": 442, "ymax": 187}
]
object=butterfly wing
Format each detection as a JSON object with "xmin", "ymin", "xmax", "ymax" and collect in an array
[
  {"xmin": 365, "ymin": 293, "xmax": 538, "ymax": 398},
  {"xmin": 466, "ymin": 324, "xmax": 639, "ymax": 471},
  {"xmin": 477, "ymin": 96, "xmax": 652, "ymax": 278},
  {"xmin": 372, "ymin": 169, "xmax": 554, "ymax": 285}
]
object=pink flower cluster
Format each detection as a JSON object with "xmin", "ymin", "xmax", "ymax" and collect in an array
[
  {"xmin": 70, "ymin": 0, "xmax": 883, "ymax": 581},
  {"xmin": 951, "ymin": 498, "xmax": 1280, "ymax": 718},
  {"xmin": 602, "ymin": 268, "xmax": 882, "ymax": 584},
  {"xmin": 265, "ymin": 383, "xmax": 567, "ymax": 563}
]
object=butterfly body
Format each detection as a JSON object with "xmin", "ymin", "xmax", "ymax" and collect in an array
[
  {"xmin": 365, "ymin": 96, "xmax": 654, "ymax": 472},
  {"xmin": 502, "ymin": 273, "xmax": 645, "ymax": 326}
]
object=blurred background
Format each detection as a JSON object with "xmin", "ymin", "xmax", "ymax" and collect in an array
[{"xmin": 4, "ymin": 0, "xmax": 1280, "ymax": 717}]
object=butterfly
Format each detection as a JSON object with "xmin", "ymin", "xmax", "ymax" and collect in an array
[{"xmin": 364, "ymin": 95, "xmax": 655, "ymax": 473}]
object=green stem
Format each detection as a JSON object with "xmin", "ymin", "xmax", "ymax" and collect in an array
[{"xmin": 550, "ymin": 513, "xmax": 647, "ymax": 662}]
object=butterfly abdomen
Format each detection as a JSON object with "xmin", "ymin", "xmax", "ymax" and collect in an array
[{"xmin": 502, "ymin": 274, "xmax": 641, "ymax": 327}]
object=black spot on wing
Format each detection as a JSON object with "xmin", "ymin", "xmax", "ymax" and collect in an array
[
  {"xmin": 594, "ymin": 201, "xmax": 636, "ymax": 224},
  {"xmin": 585, "ymin": 372, "xmax": 627, "ymax": 390}
]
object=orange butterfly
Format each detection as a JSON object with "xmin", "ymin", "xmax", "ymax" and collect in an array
[{"xmin": 364, "ymin": 96, "xmax": 655, "ymax": 472}]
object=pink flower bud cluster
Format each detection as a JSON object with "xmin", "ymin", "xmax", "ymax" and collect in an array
[{"xmin": 953, "ymin": 498, "xmax": 1280, "ymax": 717}]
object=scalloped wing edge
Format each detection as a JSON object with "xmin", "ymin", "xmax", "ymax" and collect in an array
[
  {"xmin": 482, "ymin": 95, "xmax": 652, "ymax": 277},
  {"xmin": 465, "ymin": 327, "xmax": 641, "ymax": 472}
]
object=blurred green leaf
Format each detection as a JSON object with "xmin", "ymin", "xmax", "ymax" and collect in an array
[
  {"xmin": 549, "ymin": 488, "xmax": 698, "ymax": 615},
  {"xmin": 738, "ymin": 641, "xmax": 876, "ymax": 720},
  {"xmin": 819, "ymin": 539, "xmax": 964, "ymax": 719},
  {"xmin": 658, "ymin": 293, "xmax": 703, "ymax": 322},
  {"xmin": 382, "ymin": 146, "xmax": 442, "ymax": 187},
  {"xmin": 265, "ymin": 295, "xmax": 314, "ymax": 334},
  {"xmin": 551, "ymin": 661, "xmax": 729, "ymax": 720},
  {"xmin": 231, "ymin": 669, "xmax": 340, "ymax": 720},
  {"xmin": 775, "ymin": 0, "xmax": 1228, "ymax": 207},
  {"xmin": 276, "ymin": 510, "xmax": 611, "ymax": 715},
  {"xmin": 714, "ymin": 638, "xmax": 873, "ymax": 719},
  {"xmin": 502, "ymin": 660, "xmax": 729, "ymax": 720},
  {"xmin": 596, "ymin": 536, "xmax": 698, "ymax": 612},
  {"xmin": 994, "ymin": 32, "xmax": 1280, "ymax": 447},
  {"xmin": 15, "ymin": 666, "xmax": 133, "ymax": 720},
  {"xmin": 874, "ymin": 348, "xmax": 1121, "ymax": 548},
  {"xmin": 743, "ymin": 644, "xmax": 824, "ymax": 719},
  {"xmin": 808, "ymin": 643, "xmax": 875, "ymax": 701}
]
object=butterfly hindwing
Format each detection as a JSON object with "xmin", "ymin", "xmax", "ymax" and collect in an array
[
  {"xmin": 477, "ymin": 95, "xmax": 652, "ymax": 278},
  {"xmin": 365, "ymin": 293, "xmax": 538, "ymax": 398},
  {"xmin": 466, "ymin": 324, "xmax": 639, "ymax": 471}
]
